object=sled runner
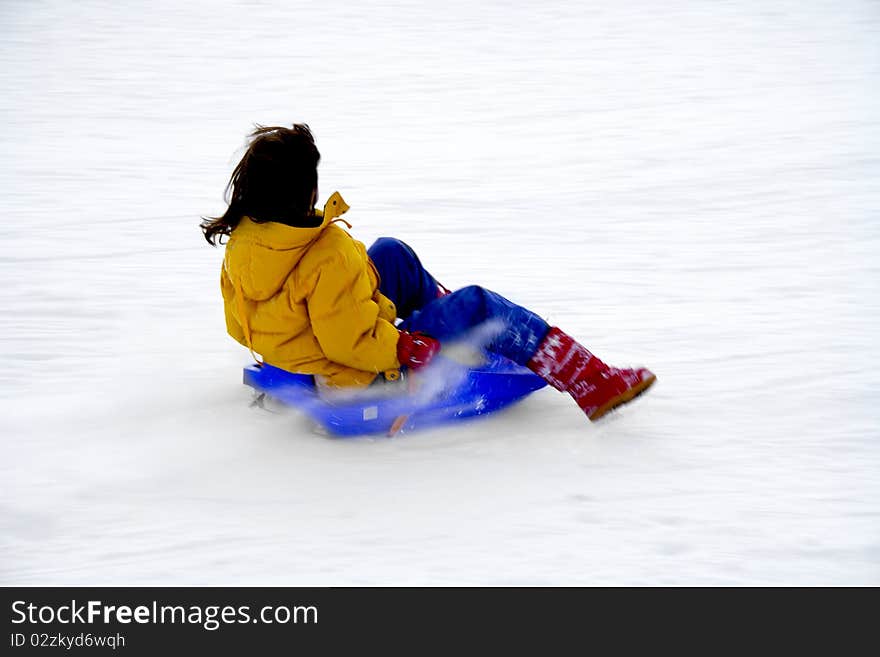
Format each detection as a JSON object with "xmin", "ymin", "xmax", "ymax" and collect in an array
[{"xmin": 242, "ymin": 352, "xmax": 546, "ymax": 437}]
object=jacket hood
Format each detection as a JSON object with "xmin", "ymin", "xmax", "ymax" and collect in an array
[{"xmin": 223, "ymin": 192, "xmax": 350, "ymax": 300}]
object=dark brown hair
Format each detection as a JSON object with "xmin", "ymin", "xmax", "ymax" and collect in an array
[{"xmin": 201, "ymin": 124, "xmax": 321, "ymax": 245}]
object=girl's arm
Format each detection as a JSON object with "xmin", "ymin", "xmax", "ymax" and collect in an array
[{"xmin": 305, "ymin": 248, "xmax": 401, "ymax": 374}]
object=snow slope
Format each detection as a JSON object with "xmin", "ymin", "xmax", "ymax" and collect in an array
[{"xmin": 1, "ymin": 0, "xmax": 878, "ymax": 585}]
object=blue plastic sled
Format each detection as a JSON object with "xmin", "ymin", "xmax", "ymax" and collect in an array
[{"xmin": 242, "ymin": 352, "xmax": 546, "ymax": 437}]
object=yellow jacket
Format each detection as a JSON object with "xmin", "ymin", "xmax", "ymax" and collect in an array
[{"xmin": 221, "ymin": 192, "xmax": 401, "ymax": 387}]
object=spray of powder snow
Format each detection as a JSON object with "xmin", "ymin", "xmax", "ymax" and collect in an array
[
  {"xmin": 406, "ymin": 319, "xmax": 509, "ymax": 403},
  {"xmin": 312, "ymin": 319, "xmax": 508, "ymax": 407}
]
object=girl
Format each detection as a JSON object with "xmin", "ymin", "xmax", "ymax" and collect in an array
[{"xmin": 201, "ymin": 124, "xmax": 655, "ymax": 421}]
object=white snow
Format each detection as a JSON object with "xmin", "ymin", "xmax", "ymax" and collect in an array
[{"xmin": 1, "ymin": 0, "xmax": 878, "ymax": 585}]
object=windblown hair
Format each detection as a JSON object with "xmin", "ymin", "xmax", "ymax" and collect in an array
[{"xmin": 201, "ymin": 124, "xmax": 321, "ymax": 245}]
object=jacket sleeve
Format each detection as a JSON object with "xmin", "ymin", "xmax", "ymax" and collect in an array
[
  {"xmin": 220, "ymin": 267, "xmax": 247, "ymax": 346},
  {"xmin": 306, "ymin": 249, "xmax": 401, "ymax": 373}
]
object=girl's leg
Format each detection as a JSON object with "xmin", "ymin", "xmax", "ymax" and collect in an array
[
  {"xmin": 367, "ymin": 238, "xmax": 443, "ymax": 320},
  {"xmin": 369, "ymin": 239, "xmax": 656, "ymax": 421},
  {"xmin": 400, "ymin": 284, "xmax": 656, "ymax": 421},
  {"xmin": 398, "ymin": 285, "xmax": 550, "ymax": 366}
]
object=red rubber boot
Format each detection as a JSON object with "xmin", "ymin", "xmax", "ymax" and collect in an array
[{"xmin": 527, "ymin": 327, "xmax": 656, "ymax": 421}]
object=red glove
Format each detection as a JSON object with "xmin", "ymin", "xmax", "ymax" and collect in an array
[{"xmin": 397, "ymin": 331, "xmax": 441, "ymax": 371}]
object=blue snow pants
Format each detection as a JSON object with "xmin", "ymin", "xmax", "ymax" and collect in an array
[{"xmin": 367, "ymin": 238, "xmax": 550, "ymax": 366}]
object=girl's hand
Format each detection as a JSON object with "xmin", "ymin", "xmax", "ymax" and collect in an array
[{"xmin": 397, "ymin": 331, "xmax": 441, "ymax": 370}]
